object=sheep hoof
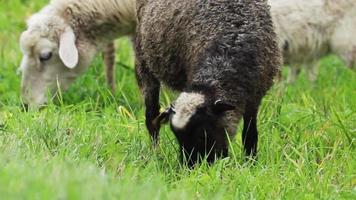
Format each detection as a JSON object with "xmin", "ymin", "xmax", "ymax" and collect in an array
[{"xmin": 147, "ymin": 121, "xmax": 160, "ymax": 146}]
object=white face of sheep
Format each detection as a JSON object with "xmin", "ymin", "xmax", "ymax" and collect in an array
[
  {"xmin": 19, "ymin": 14, "xmax": 96, "ymax": 107},
  {"xmin": 155, "ymin": 92, "xmax": 235, "ymax": 166}
]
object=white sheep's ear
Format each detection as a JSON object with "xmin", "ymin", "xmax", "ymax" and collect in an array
[{"xmin": 59, "ymin": 27, "xmax": 78, "ymax": 69}]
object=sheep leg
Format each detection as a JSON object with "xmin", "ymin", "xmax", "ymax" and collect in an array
[
  {"xmin": 306, "ymin": 62, "xmax": 319, "ymax": 82},
  {"xmin": 242, "ymin": 103, "xmax": 259, "ymax": 158},
  {"xmin": 103, "ymin": 42, "xmax": 116, "ymax": 92},
  {"xmin": 287, "ymin": 65, "xmax": 301, "ymax": 83},
  {"xmin": 339, "ymin": 46, "xmax": 356, "ymax": 70},
  {"xmin": 135, "ymin": 65, "xmax": 161, "ymax": 145},
  {"xmin": 346, "ymin": 46, "xmax": 356, "ymax": 70}
]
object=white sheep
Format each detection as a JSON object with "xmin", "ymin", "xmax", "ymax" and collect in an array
[
  {"xmin": 19, "ymin": 0, "xmax": 136, "ymax": 106},
  {"xmin": 269, "ymin": 0, "xmax": 356, "ymax": 83}
]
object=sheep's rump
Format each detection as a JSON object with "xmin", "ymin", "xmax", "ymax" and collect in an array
[
  {"xmin": 269, "ymin": 0, "xmax": 356, "ymax": 68},
  {"xmin": 135, "ymin": 0, "xmax": 280, "ymax": 101}
]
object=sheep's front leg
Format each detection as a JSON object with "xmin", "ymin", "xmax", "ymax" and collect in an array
[
  {"xmin": 135, "ymin": 65, "xmax": 161, "ymax": 145},
  {"xmin": 242, "ymin": 103, "xmax": 259, "ymax": 158}
]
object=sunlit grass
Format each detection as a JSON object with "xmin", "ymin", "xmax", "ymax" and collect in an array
[{"xmin": 0, "ymin": 0, "xmax": 355, "ymax": 199}]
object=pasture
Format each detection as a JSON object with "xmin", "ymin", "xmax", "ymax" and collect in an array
[{"xmin": 0, "ymin": 0, "xmax": 355, "ymax": 199}]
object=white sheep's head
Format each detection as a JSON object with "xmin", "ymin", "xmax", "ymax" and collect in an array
[
  {"xmin": 154, "ymin": 92, "xmax": 235, "ymax": 166},
  {"xmin": 19, "ymin": 12, "xmax": 96, "ymax": 107}
]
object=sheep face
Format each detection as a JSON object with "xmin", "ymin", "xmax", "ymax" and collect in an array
[
  {"xmin": 157, "ymin": 92, "xmax": 235, "ymax": 166},
  {"xmin": 19, "ymin": 14, "xmax": 96, "ymax": 106}
]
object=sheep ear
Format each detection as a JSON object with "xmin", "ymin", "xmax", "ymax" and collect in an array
[
  {"xmin": 59, "ymin": 27, "xmax": 78, "ymax": 69},
  {"xmin": 213, "ymin": 100, "xmax": 235, "ymax": 113},
  {"xmin": 153, "ymin": 107, "xmax": 174, "ymax": 126}
]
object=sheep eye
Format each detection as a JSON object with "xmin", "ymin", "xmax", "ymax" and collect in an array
[
  {"xmin": 196, "ymin": 106, "xmax": 208, "ymax": 114},
  {"xmin": 39, "ymin": 52, "xmax": 52, "ymax": 62}
]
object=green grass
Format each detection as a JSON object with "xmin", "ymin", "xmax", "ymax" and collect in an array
[{"xmin": 0, "ymin": 0, "xmax": 355, "ymax": 199}]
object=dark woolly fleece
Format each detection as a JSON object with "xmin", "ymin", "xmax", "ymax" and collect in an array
[{"xmin": 134, "ymin": 0, "xmax": 281, "ymax": 165}]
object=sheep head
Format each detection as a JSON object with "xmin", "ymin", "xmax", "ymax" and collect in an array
[
  {"xmin": 155, "ymin": 92, "xmax": 235, "ymax": 167},
  {"xmin": 19, "ymin": 12, "xmax": 96, "ymax": 107}
]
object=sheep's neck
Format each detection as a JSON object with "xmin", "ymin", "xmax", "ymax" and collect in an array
[{"xmin": 56, "ymin": 0, "xmax": 136, "ymax": 47}]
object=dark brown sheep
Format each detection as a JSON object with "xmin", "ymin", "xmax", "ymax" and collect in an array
[{"xmin": 134, "ymin": 0, "xmax": 281, "ymax": 166}]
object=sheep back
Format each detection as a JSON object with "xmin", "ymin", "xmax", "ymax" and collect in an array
[{"xmin": 135, "ymin": 0, "xmax": 281, "ymax": 103}]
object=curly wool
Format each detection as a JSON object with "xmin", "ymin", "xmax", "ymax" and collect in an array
[
  {"xmin": 135, "ymin": 0, "xmax": 281, "ymax": 109},
  {"xmin": 134, "ymin": 0, "xmax": 281, "ymax": 161},
  {"xmin": 269, "ymin": 0, "xmax": 356, "ymax": 81}
]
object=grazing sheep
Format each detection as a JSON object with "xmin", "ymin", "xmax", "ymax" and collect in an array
[
  {"xmin": 19, "ymin": 0, "xmax": 136, "ymax": 106},
  {"xmin": 135, "ymin": 0, "xmax": 281, "ymax": 165},
  {"xmin": 269, "ymin": 0, "xmax": 356, "ymax": 82}
]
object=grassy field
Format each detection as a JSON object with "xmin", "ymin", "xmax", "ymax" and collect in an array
[{"xmin": 0, "ymin": 0, "xmax": 355, "ymax": 199}]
